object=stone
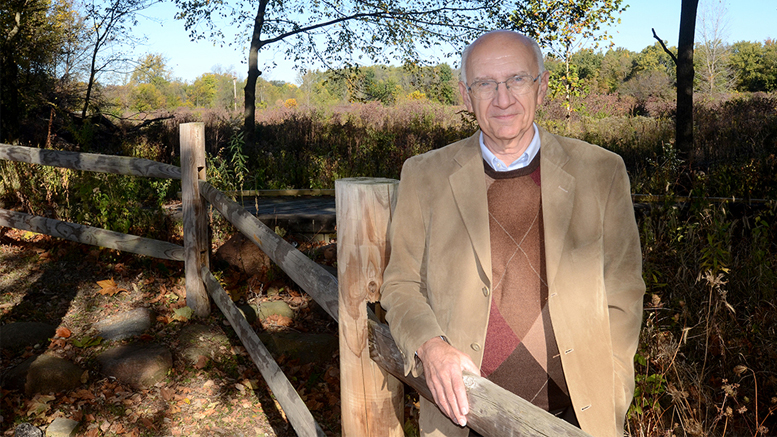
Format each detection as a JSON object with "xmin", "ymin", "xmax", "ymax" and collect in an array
[
  {"xmin": 214, "ymin": 233, "xmax": 271, "ymax": 276},
  {"xmin": 257, "ymin": 332, "xmax": 338, "ymax": 364},
  {"xmin": 14, "ymin": 423, "xmax": 43, "ymax": 437},
  {"xmin": 45, "ymin": 418, "xmax": 79, "ymax": 437},
  {"xmin": 0, "ymin": 322, "xmax": 56, "ymax": 352},
  {"xmin": 177, "ymin": 324, "xmax": 230, "ymax": 365},
  {"xmin": 98, "ymin": 343, "xmax": 172, "ymax": 389},
  {"xmin": 25, "ymin": 354, "xmax": 83, "ymax": 395},
  {"xmin": 258, "ymin": 301, "xmax": 294, "ymax": 321},
  {"xmin": 93, "ymin": 307, "xmax": 154, "ymax": 341}
]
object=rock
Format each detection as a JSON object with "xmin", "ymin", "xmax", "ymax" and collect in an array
[
  {"xmin": 214, "ymin": 233, "xmax": 271, "ymax": 276},
  {"xmin": 45, "ymin": 418, "xmax": 79, "ymax": 437},
  {"xmin": 258, "ymin": 301, "xmax": 293, "ymax": 320},
  {"xmin": 177, "ymin": 324, "xmax": 230, "ymax": 365},
  {"xmin": 93, "ymin": 307, "xmax": 154, "ymax": 341},
  {"xmin": 25, "ymin": 354, "xmax": 83, "ymax": 395},
  {"xmin": 98, "ymin": 343, "xmax": 172, "ymax": 389},
  {"xmin": 14, "ymin": 423, "xmax": 43, "ymax": 437},
  {"xmin": 0, "ymin": 322, "xmax": 56, "ymax": 352},
  {"xmin": 257, "ymin": 332, "xmax": 338, "ymax": 364}
]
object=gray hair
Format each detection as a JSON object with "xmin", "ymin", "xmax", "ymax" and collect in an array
[{"xmin": 459, "ymin": 31, "xmax": 546, "ymax": 84}]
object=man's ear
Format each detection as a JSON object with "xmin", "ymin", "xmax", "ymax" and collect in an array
[
  {"xmin": 459, "ymin": 81, "xmax": 473, "ymax": 112},
  {"xmin": 536, "ymin": 70, "xmax": 550, "ymax": 104}
]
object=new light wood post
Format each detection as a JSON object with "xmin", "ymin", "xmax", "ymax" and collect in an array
[
  {"xmin": 180, "ymin": 122, "xmax": 210, "ymax": 317},
  {"xmin": 336, "ymin": 177, "xmax": 403, "ymax": 437}
]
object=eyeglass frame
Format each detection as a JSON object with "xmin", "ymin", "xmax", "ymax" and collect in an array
[{"xmin": 465, "ymin": 73, "xmax": 542, "ymax": 99}]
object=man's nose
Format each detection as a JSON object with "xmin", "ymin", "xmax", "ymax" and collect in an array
[{"xmin": 493, "ymin": 82, "xmax": 515, "ymax": 108}]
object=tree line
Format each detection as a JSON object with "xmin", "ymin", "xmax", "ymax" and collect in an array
[{"xmin": 97, "ymin": 38, "xmax": 777, "ymax": 115}]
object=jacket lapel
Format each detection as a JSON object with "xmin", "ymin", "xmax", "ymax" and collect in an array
[
  {"xmin": 449, "ymin": 133, "xmax": 492, "ymax": 286},
  {"xmin": 539, "ymin": 128, "xmax": 575, "ymax": 287}
]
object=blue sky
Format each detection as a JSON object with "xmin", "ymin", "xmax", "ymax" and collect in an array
[{"xmin": 132, "ymin": 0, "xmax": 776, "ymax": 84}]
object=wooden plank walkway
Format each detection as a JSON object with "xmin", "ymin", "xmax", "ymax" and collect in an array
[{"xmin": 239, "ymin": 195, "xmax": 336, "ymax": 235}]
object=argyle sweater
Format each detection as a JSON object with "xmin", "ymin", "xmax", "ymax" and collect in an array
[{"xmin": 481, "ymin": 152, "xmax": 572, "ymax": 414}]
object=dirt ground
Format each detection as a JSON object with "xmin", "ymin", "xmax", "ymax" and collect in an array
[{"xmin": 0, "ymin": 227, "xmax": 343, "ymax": 436}]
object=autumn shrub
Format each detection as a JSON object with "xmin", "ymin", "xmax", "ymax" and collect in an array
[
  {"xmin": 694, "ymin": 92, "xmax": 777, "ymax": 165},
  {"xmin": 248, "ymin": 100, "xmax": 476, "ymax": 188},
  {"xmin": 629, "ymin": 200, "xmax": 777, "ymax": 437}
]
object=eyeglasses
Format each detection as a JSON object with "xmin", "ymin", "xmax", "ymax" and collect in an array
[{"xmin": 466, "ymin": 73, "xmax": 541, "ymax": 100}]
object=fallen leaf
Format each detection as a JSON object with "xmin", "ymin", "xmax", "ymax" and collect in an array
[
  {"xmin": 49, "ymin": 338, "xmax": 67, "ymax": 348},
  {"xmin": 83, "ymin": 428, "xmax": 99, "ymax": 437},
  {"xmin": 262, "ymin": 314, "xmax": 293, "ymax": 327},
  {"xmin": 160, "ymin": 387, "xmax": 174, "ymax": 401},
  {"xmin": 26, "ymin": 394, "xmax": 55, "ymax": 417},
  {"xmin": 194, "ymin": 355, "xmax": 209, "ymax": 369},
  {"xmin": 74, "ymin": 389, "xmax": 95, "ymax": 400},
  {"xmin": 96, "ymin": 278, "xmax": 128, "ymax": 296},
  {"xmin": 55, "ymin": 326, "xmax": 72, "ymax": 338},
  {"xmin": 172, "ymin": 306, "xmax": 193, "ymax": 322}
]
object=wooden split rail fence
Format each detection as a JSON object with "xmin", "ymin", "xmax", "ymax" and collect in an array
[{"xmin": 0, "ymin": 123, "xmax": 591, "ymax": 437}]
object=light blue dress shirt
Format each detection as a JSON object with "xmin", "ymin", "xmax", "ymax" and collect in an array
[{"xmin": 479, "ymin": 123, "xmax": 541, "ymax": 171}]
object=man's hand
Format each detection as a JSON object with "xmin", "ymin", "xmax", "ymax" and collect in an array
[{"xmin": 416, "ymin": 337, "xmax": 480, "ymax": 427}]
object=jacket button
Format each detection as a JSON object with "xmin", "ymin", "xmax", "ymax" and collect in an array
[
  {"xmin": 471, "ymin": 343, "xmax": 481, "ymax": 351},
  {"xmin": 482, "ymin": 286, "xmax": 490, "ymax": 297}
]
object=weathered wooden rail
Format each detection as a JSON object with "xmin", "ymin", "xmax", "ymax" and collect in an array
[{"xmin": 0, "ymin": 124, "xmax": 592, "ymax": 437}]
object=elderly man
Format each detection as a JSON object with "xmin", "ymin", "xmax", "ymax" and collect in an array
[{"xmin": 380, "ymin": 30, "xmax": 645, "ymax": 437}]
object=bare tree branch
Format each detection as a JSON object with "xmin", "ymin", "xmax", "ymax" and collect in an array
[{"xmin": 652, "ymin": 28, "xmax": 678, "ymax": 65}]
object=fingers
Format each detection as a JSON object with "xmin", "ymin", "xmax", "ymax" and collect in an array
[{"xmin": 416, "ymin": 337, "xmax": 474, "ymax": 426}]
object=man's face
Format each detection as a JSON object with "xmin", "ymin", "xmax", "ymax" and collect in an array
[{"xmin": 458, "ymin": 33, "xmax": 549, "ymax": 151}]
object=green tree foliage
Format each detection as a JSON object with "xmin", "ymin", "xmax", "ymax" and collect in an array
[
  {"xmin": 130, "ymin": 82, "xmax": 166, "ymax": 111},
  {"xmin": 509, "ymin": 0, "xmax": 627, "ymax": 116},
  {"xmin": 729, "ymin": 40, "xmax": 777, "ymax": 92},
  {"xmin": 354, "ymin": 68, "xmax": 401, "ymax": 105},
  {"xmin": 131, "ymin": 53, "xmax": 171, "ymax": 85},
  {"xmin": 570, "ymin": 48, "xmax": 603, "ymax": 85},
  {"xmin": 127, "ymin": 53, "xmax": 175, "ymax": 111},
  {"xmin": 599, "ymin": 47, "xmax": 635, "ymax": 93},
  {"xmin": 187, "ymin": 73, "xmax": 218, "ymax": 107},
  {"xmin": 172, "ymin": 0, "xmax": 506, "ymax": 150},
  {"xmin": 408, "ymin": 63, "xmax": 458, "ymax": 105},
  {"xmin": 1, "ymin": 0, "xmax": 85, "ymax": 141},
  {"xmin": 633, "ymin": 42, "xmax": 677, "ymax": 79}
]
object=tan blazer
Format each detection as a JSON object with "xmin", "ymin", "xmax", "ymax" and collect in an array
[{"xmin": 380, "ymin": 128, "xmax": 645, "ymax": 437}]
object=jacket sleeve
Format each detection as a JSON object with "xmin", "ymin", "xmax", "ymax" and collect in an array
[
  {"xmin": 603, "ymin": 157, "xmax": 646, "ymax": 425},
  {"xmin": 380, "ymin": 157, "xmax": 446, "ymax": 377}
]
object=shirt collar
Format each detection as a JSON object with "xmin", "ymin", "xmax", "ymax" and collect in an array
[{"xmin": 479, "ymin": 123, "xmax": 541, "ymax": 172}]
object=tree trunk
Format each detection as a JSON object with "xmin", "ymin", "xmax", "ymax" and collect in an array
[
  {"xmin": 244, "ymin": 0, "xmax": 270, "ymax": 151},
  {"xmin": 82, "ymin": 42, "xmax": 100, "ymax": 119},
  {"xmin": 564, "ymin": 43, "xmax": 572, "ymax": 129},
  {"xmin": 676, "ymin": 0, "xmax": 699, "ymax": 159}
]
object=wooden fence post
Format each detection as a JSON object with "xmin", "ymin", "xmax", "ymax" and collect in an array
[
  {"xmin": 336, "ymin": 177, "xmax": 403, "ymax": 437},
  {"xmin": 180, "ymin": 122, "xmax": 210, "ymax": 317}
]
